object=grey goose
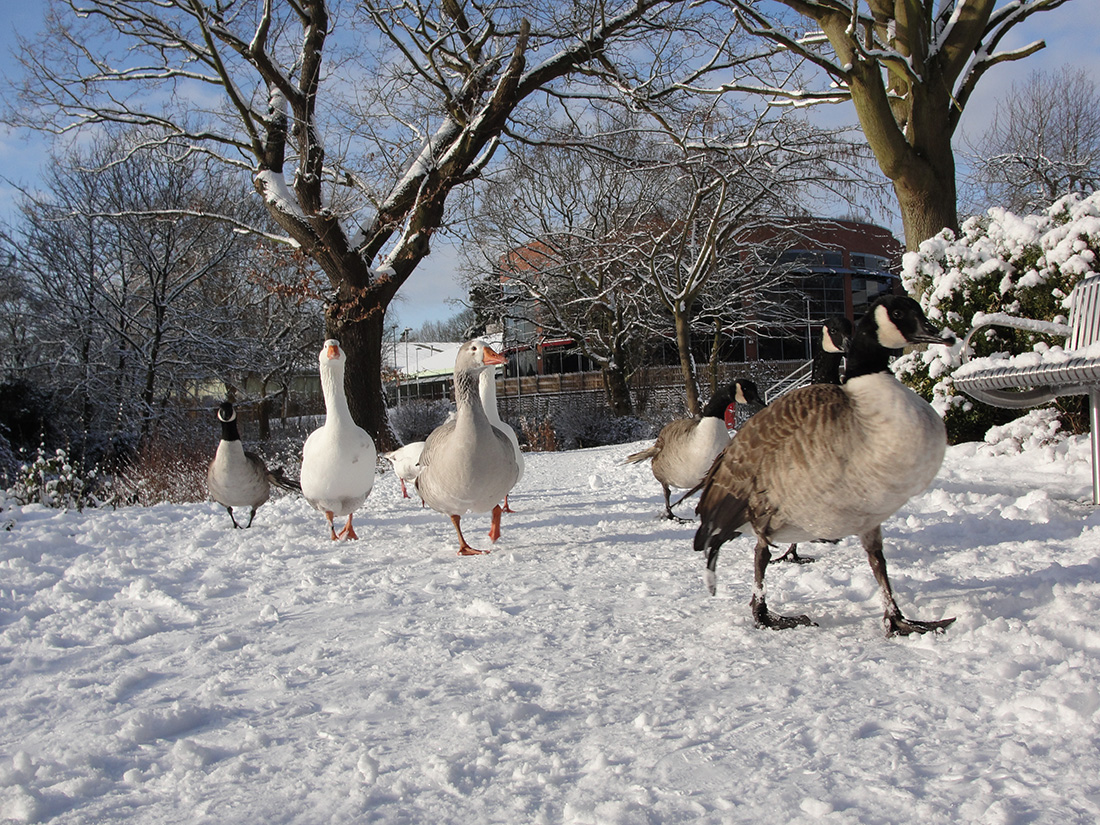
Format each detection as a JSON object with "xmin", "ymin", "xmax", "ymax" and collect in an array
[{"xmin": 416, "ymin": 340, "xmax": 520, "ymax": 555}]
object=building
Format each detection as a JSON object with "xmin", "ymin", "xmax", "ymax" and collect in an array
[{"xmin": 494, "ymin": 217, "xmax": 903, "ymax": 376}]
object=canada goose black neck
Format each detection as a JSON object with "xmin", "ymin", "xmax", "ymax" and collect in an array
[
  {"xmin": 811, "ymin": 317, "xmax": 852, "ymax": 385},
  {"xmin": 217, "ymin": 403, "xmax": 241, "ymax": 442},
  {"xmin": 844, "ymin": 296, "xmax": 951, "ymax": 381},
  {"xmin": 701, "ymin": 388, "xmax": 734, "ymax": 419}
]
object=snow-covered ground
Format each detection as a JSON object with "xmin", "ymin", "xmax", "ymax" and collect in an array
[{"xmin": 3, "ymin": 428, "xmax": 1100, "ymax": 824}]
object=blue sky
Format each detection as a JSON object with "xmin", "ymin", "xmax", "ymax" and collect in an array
[{"xmin": 1, "ymin": 1, "xmax": 1097, "ymax": 330}]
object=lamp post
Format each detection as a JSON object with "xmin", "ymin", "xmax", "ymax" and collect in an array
[
  {"xmin": 805, "ymin": 296, "xmax": 813, "ymax": 360},
  {"xmin": 400, "ymin": 328, "xmax": 412, "ymax": 407}
]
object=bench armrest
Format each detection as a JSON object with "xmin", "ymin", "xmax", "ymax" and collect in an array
[{"xmin": 961, "ymin": 313, "xmax": 1072, "ymax": 364}]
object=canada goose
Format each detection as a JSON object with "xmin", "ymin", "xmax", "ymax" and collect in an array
[
  {"xmin": 625, "ymin": 380, "xmax": 762, "ymax": 521},
  {"xmin": 694, "ymin": 295, "xmax": 956, "ymax": 637},
  {"xmin": 300, "ymin": 339, "xmax": 377, "ymax": 540},
  {"xmin": 479, "ymin": 367, "xmax": 524, "ymax": 512},
  {"xmin": 416, "ymin": 340, "xmax": 520, "ymax": 555},
  {"xmin": 775, "ymin": 316, "xmax": 853, "ymax": 564},
  {"xmin": 207, "ymin": 401, "xmax": 300, "ymax": 528},
  {"xmin": 382, "ymin": 441, "xmax": 425, "ymax": 499},
  {"xmin": 811, "ymin": 316, "xmax": 854, "ymax": 385}
]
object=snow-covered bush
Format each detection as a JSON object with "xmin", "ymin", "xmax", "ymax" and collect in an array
[
  {"xmin": 6, "ymin": 447, "xmax": 102, "ymax": 511},
  {"xmin": 978, "ymin": 407, "xmax": 1065, "ymax": 456},
  {"xmin": 388, "ymin": 399, "xmax": 455, "ymax": 445},
  {"xmin": 895, "ymin": 191, "xmax": 1100, "ymax": 442},
  {"xmin": 549, "ymin": 405, "xmax": 656, "ymax": 450}
]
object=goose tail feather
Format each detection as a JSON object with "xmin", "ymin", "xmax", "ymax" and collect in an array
[
  {"xmin": 623, "ymin": 444, "xmax": 659, "ymax": 465},
  {"xmin": 267, "ymin": 467, "xmax": 302, "ymax": 493}
]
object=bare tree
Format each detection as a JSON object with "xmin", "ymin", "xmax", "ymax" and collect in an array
[
  {"xmin": 963, "ymin": 65, "xmax": 1100, "ymax": 214},
  {"xmin": 5, "ymin": 134, "xmax": 265, "ymax": 454},
  {"xmin": 710, "ymin": 0, "xmax": 1073, "ymax": 249},
  {"xmin": 6, "ymin": 0, "xmax": 707, "ymax": 449},
  {"xmin": 467, "ymin": 104, "xmax": 861, "ymax": 415},
  {"xmin": 464, "ymin": 126, "xmax": 669, "ymax": 417}
]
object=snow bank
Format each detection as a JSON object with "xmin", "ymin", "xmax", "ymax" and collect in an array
[{"xmin": 2, "ymin": 438, "xmax": 1100, "ymax": 823}]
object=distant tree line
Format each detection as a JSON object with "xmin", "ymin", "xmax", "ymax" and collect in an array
[{"xmin": 0, "ymin": 134, "xmax": 324, "ymax": 471}]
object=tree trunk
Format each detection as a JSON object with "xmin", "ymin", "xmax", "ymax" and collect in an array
[
  {"xmin": 327, "ymin": 301, "xmax": 398, "ymax": 452},
  {"xmin": 602, "ymin": 365, "xmax": 634, "ymax": 417},
  {"xmin": 891, "ymin": 139, "xmax": 961, "ymax": 252},
  {"xmin": 674, "ymin": 311, "xmax": 700, "ymax": 416},
  {"xmin": 258, "ymin": 385, "xmax": 272, "ymax": 441},
  {"xmin": 708, "ymin": 321, "xmax": 722, "ymax": 398}
]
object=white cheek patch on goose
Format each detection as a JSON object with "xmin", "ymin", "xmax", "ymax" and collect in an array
[
  {"xmin": 822, "ymin": 329, "xmax": 842, "ymax": 353},
  {"xmin": 874, "ymin": 305, "xmax": 909, "ymax": 349}
]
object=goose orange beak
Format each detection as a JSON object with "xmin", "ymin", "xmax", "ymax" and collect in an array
[
  {"xmin": 482, "ymin": 345, "xmax": 507, "ymax": 366},
  {"xmin": 326, "ymin": 343, "xmax": 340, "ymax": 359}
]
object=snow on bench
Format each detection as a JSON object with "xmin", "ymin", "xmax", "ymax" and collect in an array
[{"xmin": 954, "ymin": 272, "xmax": 1100, "ymax": 503}]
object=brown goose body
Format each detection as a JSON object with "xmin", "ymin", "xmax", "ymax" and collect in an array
[
  {"xmin": 696, "ymin": 375, "xmax": 945, "ymax": 548},
  {"xmin": 694, "ymin": 295, "xmax": 957, "ymax": 637}
]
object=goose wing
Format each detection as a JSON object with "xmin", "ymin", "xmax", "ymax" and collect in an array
[{"xmin": 696, "ymin": 384, "xmax": 853, "ymax": 548}]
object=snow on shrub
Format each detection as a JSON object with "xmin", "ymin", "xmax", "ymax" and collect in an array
[
  {"xmin": 6, "ymin": 446, "xmax": 102, "ymax": 511},
  {"xmin": 895, "ymin": 191, "xmax": 1100, "ymax": 442}
]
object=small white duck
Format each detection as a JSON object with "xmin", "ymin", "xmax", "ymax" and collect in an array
[
  {"xmin": 207, "ymin": 401, "xmax": 300, "ymax": 528},
  {"xmin": 300, "ymin": 339, "xmax": 377, "ymax": 540},
  {"xmin": 382, "ymin": 441, "xmax": 425, "ymax": 499},
  {"xmin": 478, "ymin": 367, "xmax": 524, "ymax": 512},
  {"xmin": 416, "ymin": 340, "xmax": 520, "ymax": 555}
]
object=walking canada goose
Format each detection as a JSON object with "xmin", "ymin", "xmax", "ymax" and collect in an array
[
  {"xmin": 694, "ymin": 295, "xmax": 957, "ymax": 637},
  {"xmin": 300, "ymin": 339, "xmax": 377, "ymax": 540},
  {"xmin": 416, "ymin": 340, "xmax": 520, "ymax": 555},
  {"xmin": 479, "ymin": 367, "xmax": 524, "ymax": 512},
  {"xmin": 625, "ymin": 380, "xmax": 761, "ymax": 522},
  {"xmin": 382, "ymin": 441, "xmax": 425, "ymax": 499},
  {"xmin": 207, "ymin": 401, "xmax": 300, "ymax": 528},
  {"xmin": 775, "ymin": 316, "xmax": 853, "ymax": 565}
]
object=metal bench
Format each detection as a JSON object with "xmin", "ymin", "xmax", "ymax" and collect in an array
[{"xmin": 954, "ymin": 272, "xmax": 1100, "ymax": 503}]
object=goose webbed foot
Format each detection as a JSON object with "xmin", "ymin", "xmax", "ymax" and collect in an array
[
  {"xmin": 751, "ymin": 596, "xmax": 816, "ymax": 630},
  {"xmin": 661, "ymin": 486, "xmax": 692, "ymax": 523},
  {"xmin": 453, "ymin": 514, "xmax": 489, "ymax": 556},
  {"xmin": 773, "ymin": 544, "xmax": 815, "ymax": 564},
  {"xmin": 227, "ymin": 507, "xmax": 242, "ymax": 529},
  {"xmin": 885, "ymin": 613, "xmax": 956, "ymax": 637},
  {"xmin": 333, "ymin": 514, "xmax": 359, "ymax": 540}
]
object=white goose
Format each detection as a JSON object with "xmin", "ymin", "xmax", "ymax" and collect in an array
[
  {"xmin": 694, "ymin": 295, "xmax": 956, "ymax": 637},
  {"xmin": 416, "ymin": 340, "xmax": 520, "ymax": 555},
  {"xmin": 207, "ymin": 401, "xmax": 300, "ymax": 528},
  {"xmin": 382, "ymin": 441, "xmax": 425, "ymax": 499},
  {"xmin": 478, "ymin": 367, "xmax": 524, "ymax": 512},
  {"xmin": 300, "ymin": 339, "xmax": 377, "ymax": 540}
]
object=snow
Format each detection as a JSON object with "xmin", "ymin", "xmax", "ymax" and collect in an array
[{"xmin": 4, "ymin": 432, "xmax": 1100, "ymax": 824}]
